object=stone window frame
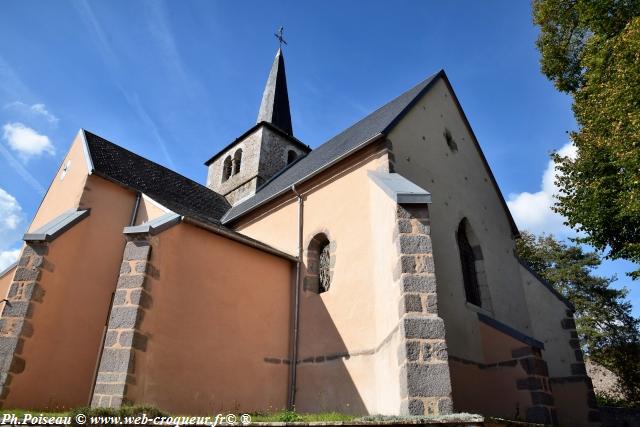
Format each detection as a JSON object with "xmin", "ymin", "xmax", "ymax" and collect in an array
[
  {"xmin": 455, "ymin": 218, "xmax": 492, "ymax": 312},
  {"xmin": 233, "ymin": 149, "xmax": 243, "ymax": 175},
  {"xmin": 304, "ymin": 232, "xmax": 336, "ymax": 294},
  {"xmin": 222, "ymin": 156, "xmax": 232, "ymax": 182}
]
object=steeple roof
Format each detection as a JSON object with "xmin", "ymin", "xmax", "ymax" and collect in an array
[{"xmin": 256, "ymin": 48, "xmax": 293, "ymax": 135}]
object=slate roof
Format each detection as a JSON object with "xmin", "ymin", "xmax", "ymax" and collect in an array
[
  {"xmin": 257, "ymin": 48, "xmax": 293, "ymax": 136},
  {"xmin": 83, "ymin": 130, "xmax": 230, "ymax": 224},
  {"xmin": 221, "ymin": 71, "xmax": 442, "ymax": 223}
]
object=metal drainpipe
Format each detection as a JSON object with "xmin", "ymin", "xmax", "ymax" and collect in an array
[{"xmin": 288, "ymin": 184, "xmax": 303, "ymax": 410}]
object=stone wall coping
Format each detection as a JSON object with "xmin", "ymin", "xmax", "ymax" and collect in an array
[
  {"xmin": 123, "ymin": 212, "xmax": 181, "ymax": 235},
  {"xmin": 23, "ymin": 209, "xmax": 90, "ymax": 242},
  {"xmin": 368, "ymin": 171, "xmax": 432, "ymax": 204}
]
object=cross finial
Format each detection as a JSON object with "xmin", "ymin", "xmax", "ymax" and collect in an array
[{"xmin": 274, "ymin": 26, "xmax": 287, "ymax": 48}]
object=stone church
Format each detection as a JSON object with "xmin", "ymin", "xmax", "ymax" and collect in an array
[{"xmin": 0, "ymin": 48, "xmax": 599, "ymax": 425}]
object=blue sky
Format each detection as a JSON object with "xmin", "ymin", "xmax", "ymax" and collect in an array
[{"xmin": 0, "ymin": 1, "xmax": 638, "ymax": 315}]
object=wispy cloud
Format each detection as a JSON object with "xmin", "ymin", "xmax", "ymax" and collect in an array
[
  {"xmin": 74, "ymin": 0, "xmax": 176, "ymax": 168},
  {"xmin": 507, "ymin": 142, "xmax": 577, "ymax": 236},
  {"xmin": 0, "ymin": 187, "xmax": 25, "ymax": 270},
  {"xmin": 4, "ymin": 102, "xmax": 59, "ymax": 125},
  {"xmin": 0, "ymin": 143, "xmax": 46, "ymax": 194},
  {"xmin": 3, "ymin": 122, "xmax": 55, "ymax": 160}
]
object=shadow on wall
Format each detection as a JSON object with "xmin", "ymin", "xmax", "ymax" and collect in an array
[{"xmin": 293, "ymin": 289, "xmax": 368, "ymax": 415}]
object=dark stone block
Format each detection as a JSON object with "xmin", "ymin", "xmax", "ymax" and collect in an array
[
  {"xmin": 104, "ymin": 331, "xmax": 118, "ymax": 348},
  {"xmin": 519, "ymin": 357, "xmax": 548, "ymax": 376},
  {"xmin": 511, "ymin": 346, "xmax": 535, "ymax": 359},
  {"xmin": 431, "ymin": 341, "xmax": 448, "ymax": 360},
  {"xmin": 0, "ymin": 336, "xmax": 19, "ymax": 355},
  {"xmin": 405, "ymin": 341, "xmax": 420, "ymax": 361},
  {"xmin": 405, "ymin": 363, "xmax": 451, "ymax": 397},
  {"xmin": 402, "ymin": 274, "xmax": 436, "ymax": 293},
  {"xmin": 408, "ymin": 399, "xmax": 424, "ymax": 415},
  {"xmin": 571, "ymin": 363, "xmax": 587, "ymax": 375},
  {"xmin": 575, "ymin": 349, "xmax": 584, "ymax": 362},
  {"xmin": 14, "ymin": 267, "xmax": 39, "ymax": 282},
  {"xmin": 113, "ymin": 290, "xmax": 127, "ymax": 306},
  {"xmin": 93, "ymin": 382, "xmax": 126, "ymax": 395},
  {"xmin": 400, "ymin": 256, "xmax": 416, "ymax": 274},
  {"xmin": 3, "ymin": 301, "xmax": 30, "ymax": 318},
  {"xmin": 404, "ymin": 317, "xmax": 445, "ymax": 339},
  {"xmin": 403, "ymin": 294, "xmax": 422, "ymax": 313},
  {"xmin": 135, "ymin": 262, "xmax": 147, "ymax": 274},
  {"xmin": 99, "ymin": 348, "xmax": 133, "ymax": 373},
  {"xmin": 399, "ymin": 235, "xmax": 432, "ymax": 255},
  {"xmin": 119, "ymin": 262, "xmax": 131, "ymax": 275},
  {"xmin": 438, "ymin": 397, "xmax": 453, "ymax": 414},
  {"xmin": 425, "ymin": 294, "xmax": 438, "ymax": 313},
  {"xmin": 123, "ymin": 241, "xmax": 150, "ymax": 261},
  {"xmin": 526, "ymin": 406, "xmax": 551, "ymax": 424},
  {"xmin": 422, "ymin": 342, "xmax": 431, "ymax": 361},
  {"xmin": 108, "ymin": 306, "xmax": 139, "ymax": 329},
  {"xmin": 398, "ymin": 219, "xmax": 412, "ymax": 233},
  {"xmin": 531, "ymin": 391, "xmax": 555, "ymax": 406},
  {"xmin": 118, "ymin": 275, "xmax": 145, "ymax": 289},
  {"xmin": 517, "ymin": 377, "xmax": 543, "ymax": 390}
]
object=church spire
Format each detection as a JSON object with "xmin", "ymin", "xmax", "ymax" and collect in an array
[{"xmin": 256, "ymin": 48, "xmax": 293, "ymax": 136}]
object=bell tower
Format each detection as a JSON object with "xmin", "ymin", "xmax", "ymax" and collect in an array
[{"xmin": 205, "ymin": 45, "xmax": 310, "ymax": 206}]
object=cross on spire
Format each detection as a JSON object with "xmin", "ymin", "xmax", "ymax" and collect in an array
[{"xmin": 274, "ymin": 26, "xmax": 287, "ymax": 48}]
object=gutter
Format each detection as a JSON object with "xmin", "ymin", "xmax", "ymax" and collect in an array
[
  {"xmin": 287, "ymin": 184, "xmax": 304, "ymax": 410},
  {"xmin": 182, "ymin": 217, "xmax": 297, "ymax": 262}
]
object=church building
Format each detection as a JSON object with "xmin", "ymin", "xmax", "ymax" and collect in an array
[{"xmin": 0, "ymin": 47, "xmax": 599, "ymax": 426}]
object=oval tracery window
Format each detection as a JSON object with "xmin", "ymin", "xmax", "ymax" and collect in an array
[{"xmin": 318, "ymin": 242, "xmax": 331, "ymax": 292}]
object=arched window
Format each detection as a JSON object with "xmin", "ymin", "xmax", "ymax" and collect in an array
[
  {"xmin": 233, "ymin": 149, "xmax": 243, "ymax": 175},
  {"xmin": 305, "ymin": 233, "xmax": 333, "ymax": 294},
  {"xmin": 222, "ymin": 156, "xmax": 232, "ymax": 182},
  {"xmin": 457, "ymin": 220, "xmax": 481, "ymax": 306},
  {"xmin": 287, "ymin": 150, "xmax": 297, "ymax": 164}
]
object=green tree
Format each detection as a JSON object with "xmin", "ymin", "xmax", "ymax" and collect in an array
[
  {"xmin": 533, "ymin": 1, "xmax": 640, "ymax": 278},
  {"xmin": 516, "ymin": 231, "xmax": 640, "ymax": 404}
]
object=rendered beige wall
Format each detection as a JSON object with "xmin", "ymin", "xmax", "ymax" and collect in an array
[
  {"xmin": 127, "ymin": 222, "xmax": 292, "ymax": 415},
  {"xmin": 389, "ymin": 78, "xmax": 533, "ymax": 362},
  {"xmin": 0, "ymin": 264, "xmax": 17, "ymax": 302},
  {"xmin": 4, "ymin": 175, "xmax": 135, "ymax": 409},
  {"xmin": 29, "ymin": 133, "xmax": 89, "ymax": 232},
  {"xmin": 520, "ymin": 266, "xmax": 574, "ymax": 377},
  {"xmin": 236, "ymin": 148, "xmax": 401, "ymax": 415},
  {"xmin": 450, "ymin": 322, "xmax": 534, "ymax": 419},
  {"xmin": 134, "ymin": 195, "xmax": 170, "ymax": 225}
]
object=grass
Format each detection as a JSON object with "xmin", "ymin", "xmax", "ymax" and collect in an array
[{"xmin": 250, "ymin": 410, "xmax": 357, "ymax": 422}]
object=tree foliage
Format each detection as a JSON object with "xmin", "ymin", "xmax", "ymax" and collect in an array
[
  {"xmin": 533, "ymin": 1, "xmax": 640, "ymax": 278},
  {"xmin": 516, "ymin": 231, "xmax": 640, "ymax": 404}
]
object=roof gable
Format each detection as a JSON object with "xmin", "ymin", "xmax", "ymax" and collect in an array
[{"xmin": 222, "ymin": 71, "xmax": 442, "ymax": 223}]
